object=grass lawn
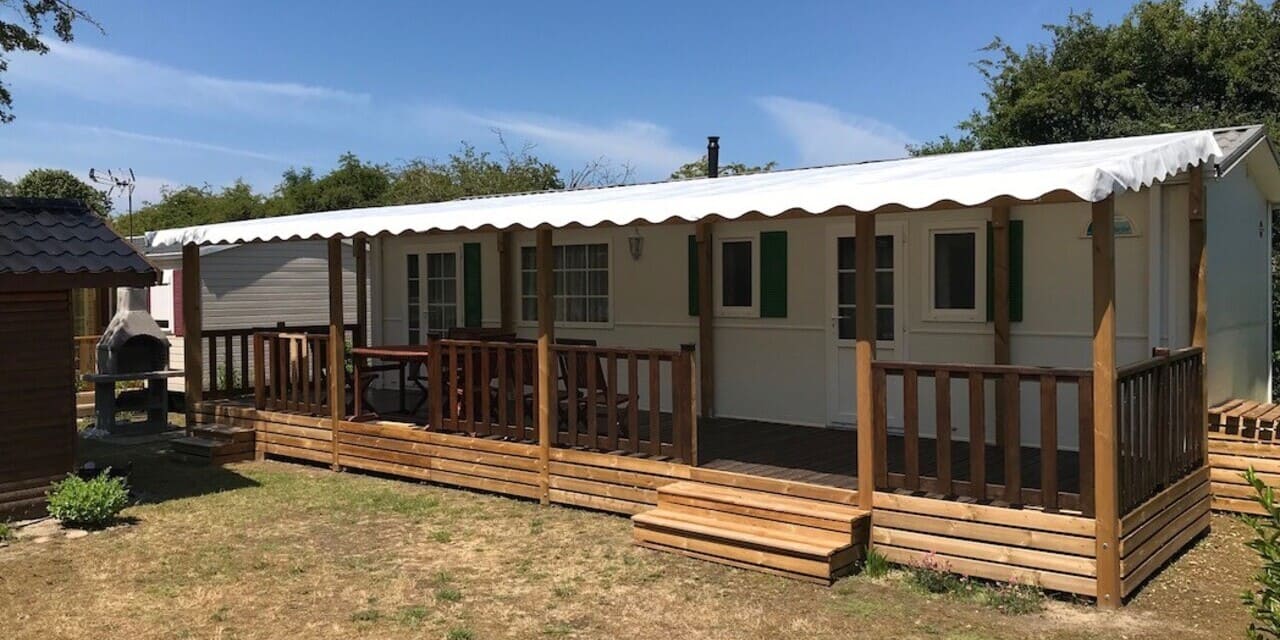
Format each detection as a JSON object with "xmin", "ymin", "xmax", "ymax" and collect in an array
[{"xmin": 0, "ymin": 435, "xmax": 1261, "ymax": 640}]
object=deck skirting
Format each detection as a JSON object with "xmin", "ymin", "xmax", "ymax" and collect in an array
[{"xmin": 195, "ymin": 401, "xmax": 1213, "ymax": 601}]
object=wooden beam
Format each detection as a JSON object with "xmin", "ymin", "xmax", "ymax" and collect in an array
[
  {"xmin": 855, "ymin": 213, "xmax": 877, "ymax": 511},
  {"xmin": 1091, "ymin": 195, "xmax": 1120, "ymax": 609},
  {"xmin": 327, "ymin": 237, "xmax": 346, "ymax": 472},
  {"xmin": 498, "ymin": 231, "xmax": 514, "ymax": 332},
  {"xmin": 353, "ymin": 236, "xmax": 368, "ymax": 349},
  {"xmin": 181, "ymin": 244, "xmax": 202, "ymax": 431},
  {"xmin": 536, "ymin": 227, "xmax": 555, "ymax": 505},
  {"xmin": 1188, "ymin": 163, "xmax": 1209, "ymax": 484},
  {"xmin": 696, "ymin": 221, "xmax": 714, "ymax": 417},
  {"xmin": 992, "ymin": 201, "xmax": 1012, "ymax": 448}
]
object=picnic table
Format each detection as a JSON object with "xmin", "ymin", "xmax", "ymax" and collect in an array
[{"xmin": 351, "ymin": 344, "xmax": 432, "ymax": 418}]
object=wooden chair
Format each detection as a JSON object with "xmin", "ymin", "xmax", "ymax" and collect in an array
[{"xmin": 555, "ymin": 338, "xmax": 630, "ymax": 437}]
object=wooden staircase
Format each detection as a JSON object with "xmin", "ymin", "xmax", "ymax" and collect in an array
[
  {"xmin": 171, "ymin": 424, "xmax": 255, "ymax": 465},
  {"xmin": 632, "ymin": 481, "xmax": 870, "ymax": 584}
]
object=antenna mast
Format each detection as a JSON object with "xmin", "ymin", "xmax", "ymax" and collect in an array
[{"xmin": 89, "ymin": 168, "xmax": 137, "ymax": 238}]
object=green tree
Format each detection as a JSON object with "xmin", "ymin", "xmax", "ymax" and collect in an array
[
  {"xmin": 0, "ymin": 174, "xmax": 13, "ymax": 196},
  {"xmin": 115, "ymin": 181, "xmax": 263, "ymax": 232},
  {"xmin": 669, "ymin": 156, "xmax": 777, "ymax": 180},
  {"xmin": 266, "ymin": 153, "xmax": 392, "ymax": 215},
  {"xmin": 0, "ymin": 1, "xmax": 99, "ymax": 123},
  {"xmin": 386, "ymin": 142, "xmax": 563, "ymax": 205},
  {"xmin": 13, "ymin": 168, "xmax": 111, "ymax": 215},
  {"xmin": 910, "ymin": 0, "xmax": 1280, "ymax": 155}
]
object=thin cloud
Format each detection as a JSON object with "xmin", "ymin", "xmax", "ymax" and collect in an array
[
  {"xmin": 415, "ymin": 106, "xmax": 699, "ymax": 177},
  {"xmin": 40, "ymin": 122, "xmax": 298, "ymax": 165},
  {"xmin": 7, "ymin": 42, "xmax": 369, "ymax": 120},
  {"xmin": 756, "ymin": 96, "xmax": 916, "ymax": 166}
]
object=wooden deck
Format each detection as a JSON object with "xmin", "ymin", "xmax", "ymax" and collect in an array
[
  {"xmin": 699, "ymin": 417, "xmax": 1082, "ymax": 496},
  {"xmin": 1208, "ymin": 398, "xmax": 1280, "ymax": 514}
]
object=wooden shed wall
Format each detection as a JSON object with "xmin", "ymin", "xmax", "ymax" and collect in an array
[{"xmin": 0, "ymin": 290, "xmax": 74, "ymax": 514}]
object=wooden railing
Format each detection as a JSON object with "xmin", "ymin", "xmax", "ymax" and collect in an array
[
  {"xmin": 550, "ymin": 342, "xmax": 696, "ymax": 462},
  {"xmin": 206, "ymin": 323, "xmax": 357, "ymax": 399},
  {"xmin": 1116, "ymin": 347, "xmax": 1205, "ymax": 513},
  {"xmin": 74, "ymin": 334, "xmax": 100, "ymax": 386},
  {"xmin": 872, "ymin": 361, "xmax": 1094, "ymax": 514},
  {"xmin": 253, "ymin": 332, "xmax": 332, "ymax": 415},
  {"xmin": 347, "ymin": 338, "xmax": 698, "ymax": 464}
]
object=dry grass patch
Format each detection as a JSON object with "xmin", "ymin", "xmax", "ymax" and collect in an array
[{"xmin": 0, "ymin": 438, "xmax": 1259, "ymax": 639}]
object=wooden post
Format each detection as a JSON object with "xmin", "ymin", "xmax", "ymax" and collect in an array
[
  {"xmin": 354, "ymin": 236, "xmax": 368, "ymax": 349},
  {"xmin": 992, "ymin": 201, "xmax": 1012, "ymax": 447},
  {"xmin": 498, "ymin": 231, "xmax": 514, "ymax": 333},
  {"xmin": 181, "ymin": 244, "xmax": 203, "ymax": 431},
  {"xmin": 1091, "ymin": 196, "xmax": 1121, "ymax": 609},
  {"xmin": 1188, "ymin": 164, "xmax": 1209, "ymax": 464},
  {"xmin": 536, "ymin": 227, "xmax": 555, "ymax": 505},
  {"xmin": 696, "ymin": 221, "xmax": 714, "ymax": 417},
  {"xmin": 327, "ymin": 237, "xmax": 346, "ymax": 472},
  {"xmin": 855, "ymin": 213, "xmax": 877, "ymax": 511},
  {"xmin": 685, "ymin": 343, "xmax": 700, "ymax": 466}
]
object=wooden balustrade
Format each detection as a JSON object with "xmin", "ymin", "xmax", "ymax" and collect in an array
[
  {"xmin": 872, "ymin": 361, "xmax": 1094, "ymax": 514},
  {"xmin": 253, "ymin": 331, "xmax": 331, "ymax": 415},
  {"xmin": 206, "ymin": 323, "xmax": 356, "ymax": 399},
  {"xmin": 346, "ymin": 338, "xmax": 698, "ymax": 463},
  {"xmin": 1116, "ymin": 347, "xmax": 1205, "ymax": 513}
]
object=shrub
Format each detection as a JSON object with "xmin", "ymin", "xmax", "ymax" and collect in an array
[
  {"xmin": 977, "ymin": 581, "xmax": 1045, "ymax": 615},
  {"xmin": 46, "ymin": 472, "xmax": 129, "ymax": 528},
  {"xmin": 0, "ymin": 521, "xmax": 13, "ymax": 542},
  {"xmin": 906, "ymin": 552, "xmax": 965, "ymax": 594},
  {"xmin": 1242, "ymin": 467, "xmax": 1280, "ymax": 639},
  {"xmin": 861, "ymin": 547, "xmax": 892, "ymax": 578}
]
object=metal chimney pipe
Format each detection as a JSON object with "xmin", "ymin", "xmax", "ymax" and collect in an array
[{"xmin": 707, "ymin": 136, "xmax": 720, "ymax": 178}]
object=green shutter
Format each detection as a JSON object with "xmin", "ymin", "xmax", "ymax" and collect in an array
[
  {"xmin": 985, "ymin": 220, "xmax": 1023, "ymax": 322},
  {"xmin": 760, "ymin": 231, "xmax": 787, "ymax": 318},
  {"xmin": 688, "ymin": 234, "xmax": 699, "ymax": 316},
  {"xmin": 463, "ymin": 242, "xmax": 482, "ymax": 327}
]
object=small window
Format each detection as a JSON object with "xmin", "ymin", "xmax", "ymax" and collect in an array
[
  {"xmin": 407, "ymin": 254, "xmax": 421, "ymax": 344},
  {"xmin": 520, "ymin": 243, "xmax": 610, "ymax": 324},
  {"xmin": 721, "ymin": 240, "xmax": 753, "ymax": 309},
  {"xmin": 929, "ymin": 229, "xmax": 981, "ymax": 319}
]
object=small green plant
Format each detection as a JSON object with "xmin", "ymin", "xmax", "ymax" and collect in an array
[
  {"xmin": 350, "ymin": 609, "xmax": 382, "ymax": 623},
  {"xmin": 396, "ymin": 605, "xmax": 429, "ymax": 627},
  {"xmin": 861, "ymin": 547, "xmax": 891, "ymax": 578},
  {"xmin": 436, "ymin": 587, "xmax": 462, "ymax": 603},
  {"xmin": 977, "ymin": 581, "xmax": 1045, "ymax": 615},
  {"xmin": 0, "ymin": 521, "xmax": 13, "ymax": 542},
  {"xmin": 906, "ymin": 552, "xmax": 965, "ymax": 594},
  {"xmin": 431, "ymin": 530, "xmax": 452, "ymax": 543},
  {"xmin": 446, "ymin": 627, "xmax": 475, "ymax": 640},
  {"xmin": 46, "ymin": 472, "xmax": 129, "ymax": 528},
  {"xmin": 1242, "ymin": 467, "xmax": 1280, "ymax": 639}
]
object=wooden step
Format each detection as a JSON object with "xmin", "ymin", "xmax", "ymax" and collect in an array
[
  {"xmin": 170, "ymin": 436, "xmax": 254, "ymax": 465},
  {"xmin": 190, "ymin": 424, "xmax": 255, "ymax": 444},
  {"xmin": 634, "ymin": 482, "xmax": 870, "ymax": 584},
  {"xmin": 657, "ymin": 481, "xmax": 866, "ymax": 534}
]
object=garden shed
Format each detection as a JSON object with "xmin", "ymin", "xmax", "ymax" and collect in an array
[{"xmin": 0, "ymin": 197, "xmax": 157, "ymax": 515}]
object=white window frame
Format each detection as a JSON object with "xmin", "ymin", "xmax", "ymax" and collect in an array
[
  {"xmin": 518, "ymin": 240, "xmax": 614, "ymax": 329},
  {"xmin": 924, "ymin": 222, "xmax": 986, "ymax": 322},
  {"xmin": 715, "ymin": 235, "xmax": 759, "ymax": 318}
]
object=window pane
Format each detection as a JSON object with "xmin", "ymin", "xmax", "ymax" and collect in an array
[
  {"xmin": 934, "ymin": 232, "xmax": 976, "ymax": 310},
  {"xmin": 522, "ymin": 299, "xmax": 537, "ymax": 322},
  {"xmin": 876, "ymin": 308, "xmax": 895, "ymax": 341},
  {"xmin": 837, "ymin": 237, "xmax": 855, "ymax": 270},
  {"xmin": 588, "ymin": 244, "xmax": 608, "ymax": 268},
  {"xmin": 589, "ymin": 298, "xmax": 608, "ymax": 323},
  {"xmin": 838, "ymin": 271, "xmax": 856, "ymax": 305},
  {"xmin": 875, "ymin": 235, "xmax": 894, "ymax": 269},
  {"xmin": 875, "ymin": 271, "xmax": 894, "ymax": 305},
  {"xmin": 838, "ymin": 309, "xmax": 855, "ymax": 340},
  {"xmin": 521, "ymin": 247, "xmax": 536, "ymax": 269},
  {"xmin": 566, "ymin": 271, "xmax": 587, "ymax": 297},
  {"xmin": 564, "ymin": 245, "xmax": 585, "ymax": 269},
  {"xmin": 721, "ymin": 240, "xmax": 753, "ymax": 307},
  {"xmin": 588, "ymin": 270, "xmax": 607, "ymax": 296},
  {"xmin": 521, "ymin": 271, "xmax": 536, "ymax": 295}
]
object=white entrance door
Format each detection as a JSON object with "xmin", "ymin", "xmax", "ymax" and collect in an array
[
  {"xmin": 406, "ymin": 250, "xmax": 461, "ymax": 343},
  {"xmin": 825, "ymin": 222, "xmax": 906, "ymax": 427}
]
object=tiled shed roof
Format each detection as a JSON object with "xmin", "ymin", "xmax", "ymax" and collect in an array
[{"xmin": 0, "ymin": 197, "xmax": 158, "ymax": 291}]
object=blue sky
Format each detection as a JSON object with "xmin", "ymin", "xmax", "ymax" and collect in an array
[{"xmin": 1, "ymin": 0, "xmax": 1134, "ymax": 211}]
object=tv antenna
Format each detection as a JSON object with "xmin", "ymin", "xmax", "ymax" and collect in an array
[{"xmin": 89, "ymin": 168, "xmax": 137, "ymax": 237}]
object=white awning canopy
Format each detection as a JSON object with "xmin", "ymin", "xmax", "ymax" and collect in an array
[{"xmin": 149, "ymin": 129, "xmax": 1223, "ymax": 248}]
